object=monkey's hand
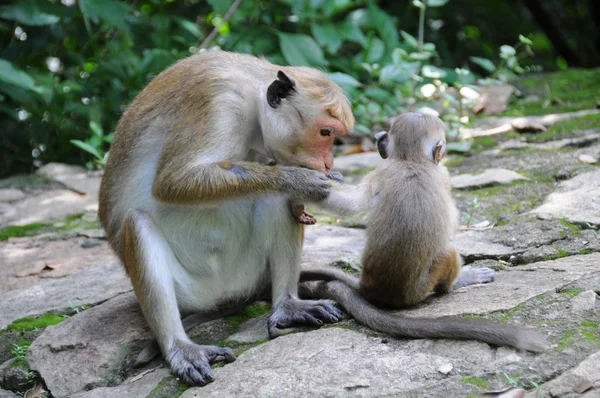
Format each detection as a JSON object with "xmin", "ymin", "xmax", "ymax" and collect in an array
[
  {"xmin": 268, "ymin": 297, "xmax": 342, "ymax": 338},
  {"xmin": 327, "ymin": 171, "xmax": 344, "ymax": 183},
  {"xmin": 292, "ymin": 204, "xmax": 317, "ymax": 225},
  {"xmin": 166, "ymin": 340, "xmax": 235, "ymax": 386},
  {"xmin": 277, "ymin": 167, "xmax": 331, "ymax": 201}
]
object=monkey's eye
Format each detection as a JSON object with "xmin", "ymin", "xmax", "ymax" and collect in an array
[{"xmin": 320, "ymin": 128, "xmax": 333, "ymax": 137}]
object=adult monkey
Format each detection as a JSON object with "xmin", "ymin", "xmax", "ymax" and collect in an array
[{"xmin": 99, "ymin": 51, "xmax": 353, "ymax": 385}]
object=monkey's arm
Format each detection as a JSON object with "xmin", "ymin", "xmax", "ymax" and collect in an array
[
  {"xmin": 152, "ymin": 155, "xmax": 330, "ymax": 204},
  {"xmin": 312, "ymin": 181, "xmax": 371, "ymax": 217}
]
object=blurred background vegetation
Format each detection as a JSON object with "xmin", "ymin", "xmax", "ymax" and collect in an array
[{"xmin": 1, "ymin": 0, "xmax": 599, "ymax": 177}]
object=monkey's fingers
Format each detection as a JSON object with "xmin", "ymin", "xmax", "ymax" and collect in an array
[
  {"xmin": 327, "ymin": 171, "xmax": 344, "ymax": 183},
  {"xmin": 293, "ymin": 205, "xmax": 317, "ymax": 225}
]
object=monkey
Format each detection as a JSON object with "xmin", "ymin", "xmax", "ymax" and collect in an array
[
  {"xmin": 299, "ymin": 112, "xmax": 548, "ymax": 351},
  {"xmin": 98, "ymin": 50, "xmax": 353, "ymax": 386}
]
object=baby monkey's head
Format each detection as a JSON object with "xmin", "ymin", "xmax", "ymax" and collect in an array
[{"xmin": 375, "ymin": 112, "xmax": 446, "ymax": 164}]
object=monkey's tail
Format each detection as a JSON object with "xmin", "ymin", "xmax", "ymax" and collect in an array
[
  {"xmin": 301, "ymin": 280, "xmax": 549, "ymax": 352},
  {"xmin": 300, "ymin": 266, "xmax": 361, "ymax": 290}
]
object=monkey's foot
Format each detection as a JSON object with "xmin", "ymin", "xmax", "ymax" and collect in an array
[
  {"xmin": 166, "ymin": 340, "xmax": 235, "ymax": 386},
  {"xmin": 453, "ymin": 265, "xmax": 496, "ymax": 289},
  {"xmin": 268, "ymin": 297, "xmax": 342, "ymax": 338},
  {"xmin": 293, "ymin": 204, "xmax": 317, "ymax": 225}
]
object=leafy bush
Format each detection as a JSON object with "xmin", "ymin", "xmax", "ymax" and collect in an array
[{"xmin": 0, "ymin": 0, "xmax": 535, "ymax": 176}]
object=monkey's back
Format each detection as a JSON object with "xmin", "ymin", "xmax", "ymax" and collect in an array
[{"xmin": 360, "ymin": 161, "xmax": 457, "ymax": 308}]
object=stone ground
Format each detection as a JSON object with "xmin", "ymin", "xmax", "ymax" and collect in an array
[{"xmin": 1, "ymin": 96, "xmax": 600, "ymax": 397}]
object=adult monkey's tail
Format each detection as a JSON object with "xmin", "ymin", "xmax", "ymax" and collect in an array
[{"xmin": 299, "ymin": 277, "xmax": 549, "ymax": 352}]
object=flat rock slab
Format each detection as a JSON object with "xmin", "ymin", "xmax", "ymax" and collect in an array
[
  {"xmin": 0, "ymin": 235, "xmax": 115, "ymax": 294},
  {"xmin": 528, "ymin": 351, "xmax": 600, "ymax": 397},
  {"xmin": 0, "ymin": 189, "xmax": 25, "ymax": 203},
  {"xmin": 70, "ymin": 367, "xmax": 170, "ymax": 398},
  {"xmin": 454, "ymin": 230, "xmax": 519, "ymax": 260},
  {"xmin": 403, "ymin": 253, "xmax": 600, "ymax": 318},
  {"xmin": 37, "ymin": 163, "xmax": 102, "ymax": 197},
  {"xmin": 0, "ymin": 260, "xmax": 131, "ymax": 330},
  {"xmin": 181, "ymin": 328, "xmax": 495, "ymax": 398},
  {"xmin": 28, "ymin": 292, "xmax": 151, "ymax": 398},
  {"xmin": 302, "ymin": 225, "xmax": 366, "ymax": 269},
  {"xmin": 531, "ymin": 169, "xmax": 600, "ymax": 226},
  {"xmin": 451, "ymin": 168, "xmax": 529, "ymax": 190},
  {"xmin": 332, "ymin": 152, "xmax": 382, "ymax": 174},
  {"xmin": 0, "ymin": 190, "xmax": 97, "ymax": 227}
]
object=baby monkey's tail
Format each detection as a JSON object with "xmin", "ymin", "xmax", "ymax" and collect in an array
[{"xmin": 299, "ymin": 269, "xmax": 548, "ymax": 352}]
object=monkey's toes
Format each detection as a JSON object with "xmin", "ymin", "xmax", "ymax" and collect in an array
[
  {"xmin": 167, "ymin": 341, "xmax": 235, "ymax": 386},
  {"xmin": 268, "ymin": 298, "xmax": 342, "ymax": 338}
]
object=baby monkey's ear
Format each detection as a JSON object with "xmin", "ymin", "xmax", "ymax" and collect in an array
[
  {"xmin": 374, "ymin": 131, "xmax": 389, "ymax": 159},
  {"xmin": 433, "ymin": 139, "xmax": 445, "ymax": 164},
  {"xmin": 267, "ymin": 71, "xmax": 296, "ymax": 108}
]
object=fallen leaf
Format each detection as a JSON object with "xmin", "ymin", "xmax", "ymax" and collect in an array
[
  {"xmin": 511, "ymin": 120, "xmax": 547, "ymax": 133},
  {"xmin": 483, "ymin": 387, "xmax": 526, "ymax": 397},
  {"xmin": 579, "ymin": 154, "xmax": 598, "ymax": 164},
  {"xmin": 24, "ymin": 384, "xmax": 47, "ymax": 398},
  {"xmin": 341, "ymin": 144, "xmax": 365, "ymax": 156}
]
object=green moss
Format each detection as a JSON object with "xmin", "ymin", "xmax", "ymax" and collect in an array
[
  {"xmin": 559, "ymin": 288, "xmax": 582, "ymax": 297},
  {"xmin": 545, "ymin": 248, "xmax": 569, "ymax": 261},
  {"xmin": 443, "ymin": 156, "xmax": 465, "ymax": 168},
  {"xmin": 579, "ymin": 249, "xmax": 593, "ymax": 255},
  {"xmin": 558, "ymin": 330, "xmax": 577, "ymax": 348},
  {"xmin": 559, "ymin": 218, "xmax": 582, "ymax": 237},
  {"xmin": 502, "ymin": 68, "xmax": 600, "ymax": 116},
  {"xmin": 346, "ymin": 167, "xmax": 375, "ymax": 176},
  {"xmin": 0, "ymin": 222, "xmax": 52, "ymax": 241},
  {"xmin": 527, "ymin": 113, "xmax": 600, "ymax": 143},
  {"xmin": 8, "ymin": 314, "xmax": 65, "ymax": 331},
  {"xmin": 461, "ymin": 377, "xmax": 488, "ymax": 389},
  {"xmin": 471, "ymin": 136, "xmax": 497, "ymax": 153},
  {"xmin": 582, "ymin": 330, "xmax": 600, "ymax": 344},
  {"xmin": 498, "ymin": 304, "xmax": 522, "ymax": 322},
  {"xmin": 462, "ymin": 314, "xmax": 480, "ymax": 319},
  {"xmin": 467, "ymin": 180, "xmax": 531, "ymax": 196},
  {"xmin": 581, "ymin": 321, "xmax": 599, "ymax": 329},
  {"xmin": 226, "ymin": 303, "xmax": 272, "ymax": 328}
]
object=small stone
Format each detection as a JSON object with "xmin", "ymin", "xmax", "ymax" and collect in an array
[
  {"xmin": 0, "ymin": 188, "xmax": 25, "ymax": 203},
  {"xmin": 437, "ymin": 363, "xmax": 453, "ymax": 375},
  {"xmin": 226, "ymin": 314, "xmax": 270, "ymax": 345},
  {"xmin": 451, "ymin": 168, "xmax": 528, "ymax": 190},
  {"xmin": 570, "ymin": 290, "xmax": 598, "ymax": 312},
  {"xmin": 579, "ymin": 154, "xmax": 598, "ymax": 164}
]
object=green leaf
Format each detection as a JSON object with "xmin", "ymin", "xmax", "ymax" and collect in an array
[
  {"xmin": 421, "ymin": 65, "xmax": 447, "ymax": 79},
  {"xmin": 365, "ymin": 37, "xmax": 385, "ymax": 63},
  {"xmin": 391, "ymin": 48, "xmax": 407, "ymax": 64},
  {"xmin": 311, "ymin": 24, "xmax": 343, "ymax": 54},
  {"xmin": 499, "ymin": 45, "xmax": 516, "ymax": 59},
  {"xmin": 426, "ymin": 0, "xmax": 449, "ymax": 6},
  {"xmin": 379, "ymin": 62, "xmax": 420, "ymax": 84},
  {"xmin": 337, "ymin": 20, "xmax": 367, "ymax": 47},
  {"xmin": 79, "ymin": 0, "xmax": 131, "ymax": 31},
  {"xmin": 400, "ymin": 31, "xmax": 418, "ymax": 48},
  {"xmin": 0, "ymin": 59, "xmax": 43, "ymax": 93},
  {"xmin": 328, "ymin": 72, "xmax": 361, "ymax": 91},
  {"xmin": 518, "ymin": 34, "xmax": 533, "ymax": 46},
  {"xmin": 0, "ymin": 2, "xmax": 60, "ymax": 26},
  {"xmin": 174, "ymin": 17, "xmax": 203, "ymax": 39},
  {"xmin": 367, "ymin": 2, "xmax": 399, "ymax": 55},
  {"xmin": 469, "ymin": 56, "xmax": 496, "ymax": 73},
  {"xmin": 364, "ymin": 87, "xmax": 393, "ymax": 103},
  {"xmin": 277, "ymin": 33, "xmax": 328, "ymax": 66},
  {"xmin": 70, "ymin": 140, "xmax": 103, "ymax": 160},
  {"xmin": 408, "ymin": 52, "xmax": 433, "ymax": 60},
  {"xmin": 207, "ymin": 0, "xmax": 235, "ymax": 15},
  {"xmin": 90, "ymin": 121, "xmax": 103, "ymax": 137}
]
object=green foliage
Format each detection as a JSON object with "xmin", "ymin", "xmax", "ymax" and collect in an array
[
  {"xmin": 461, "ymin": 376, "xmax": 488, "ymax": 389},
  {"xmin": 11, "ymin": 341, "xmax": 32, "ymax": 366},
  {"xmin": 226, "ymin": 303, "xmax": 272, "ymax": 328},
  {"xmin": 0, "ymin": 0, "xmax": 542, "ymax": 176},
  {"xmin": 0, "ymin": 222, "xmax": 51, "ymax": 241}
]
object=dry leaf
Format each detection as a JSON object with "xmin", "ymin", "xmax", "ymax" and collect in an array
[
  {"xmin": 483, "ymin": 387, "xmax": 526, "ymax": 397},
  {"xmin": 341, "ymin": 144, "xmax": 365, "ymax": 156},
  {"xmin": 511, "ymin": 120, "xmax": 547, "ymax": 133},
  {"xmin": 24, "ymin": 384, "xmax": 47, "ymax": 398},
  {"xmin": 579, "ymin": 154, "xmax": 598, "ymax": 164}
]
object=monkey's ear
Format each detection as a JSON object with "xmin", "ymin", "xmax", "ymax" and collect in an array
[
  {"xmin": 267, "ymin": 71, "xmax": 296, "ymax": 108},
  {"xmin": 433, "ymin": 139, "xmax": 445, "ymax": 164},
  {"xmin": 374, "ymin": 131, "xmax": 389, "ymax": 159}
]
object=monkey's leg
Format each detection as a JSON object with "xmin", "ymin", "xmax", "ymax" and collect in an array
[
  {"xmin": 428, "ymin": 248, "xmax": 463, "ymax": 295},
  {"xmin": 452, "ymin": 265, "xmax": 496, "ymax": 289},
  {"xmin": 123, "ymin": 210, "xmax": 235, "ymax": 385},
  {"xmin": 261, "ymin": 198, "xmax": 342, "ymax": 338},
  {"xmin": 135, "ymin": 307, "xmax": 241, "ymax": 367}
]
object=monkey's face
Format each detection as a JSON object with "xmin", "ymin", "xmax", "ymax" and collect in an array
[{"xmin": 261, "ymin": 71, "xmax": 347, "ymax": 173}]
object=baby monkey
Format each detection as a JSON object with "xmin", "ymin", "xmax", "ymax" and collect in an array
[{"xmin": 301, "ymin": 113, "xmax": 547, "ymax": 351}]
